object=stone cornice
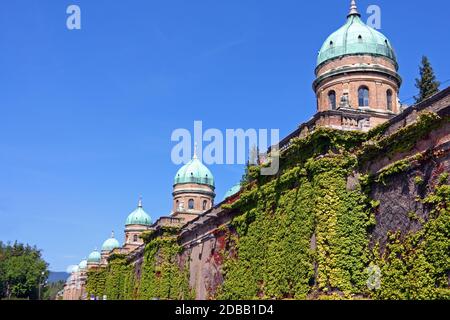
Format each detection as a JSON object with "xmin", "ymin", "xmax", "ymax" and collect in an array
[{"xmin": 313, "ymin": 64, "xmax": 402, "ymax": 91}]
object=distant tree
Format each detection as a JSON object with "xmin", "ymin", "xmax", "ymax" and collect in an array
[
  {"xmin": 43, "ymin": 280, "xmax": 65, "ymax": 300},
  {"xmin": 0, "ymin": 242, "xmax": 48, "ymax": 300},
  {"xmin": 249, "ymin": 145, "xmax": 260, "ymax": 166},
  {"xmin": 415, "ymin": 56, "xmax": 440, "ymax": 103},
  {"xmin": 240, "ymin": 160, "xmax": 251, "ymax": 186},
  {"xmin": 0, "ymin": 242, "xmax": 4, "ymax": 297}
]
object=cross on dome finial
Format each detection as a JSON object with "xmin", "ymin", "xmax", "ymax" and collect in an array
[
  {"xmin": 348, "ymin": 0, "xmax": 361, "ymax": 17},
  {"xmin": 193, "ymin": 142, "xmax": 198, "ymax": 159}
]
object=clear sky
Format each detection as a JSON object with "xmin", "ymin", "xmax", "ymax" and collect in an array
[{"xmin": 0, "ymin": 0, "xmax": 448, "ymax": 271}]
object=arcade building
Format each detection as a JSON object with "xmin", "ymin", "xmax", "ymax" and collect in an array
[{"xmin": 62, "ymin": 1, "xmax": 447, "ymax": 300}]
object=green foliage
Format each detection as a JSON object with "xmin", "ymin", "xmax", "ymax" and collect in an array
[
  {"xmin": 438, "ymin": 172, "xmax": 449, "ymax": 185},
  {"xmin": 309, "ymin": 157, "xmax": 370, "ymax": 296},
  {"xmin": 139, "ymin": 235, "xmax": 193, "ymax": 300},
  {"xmin": 279, "ymin": 129, "xmax": 365, "ymax": 175},
  {"xmin": 218, "ymin": 142, "xmax": 371, "ymax": 299},
  {"xmin": 85, "ymin": 113, "xmax": 448, "ymax": 301},
  {"xmin": 218, "ymin": 180, "xmax": 316, "ymax": 299},
  {"xmin": 375, "ymin": 158, "xmax": 412, "ymax": 185},
  {"xmin": 415, "ymin": 56, "xmax": 440, "ymax": 103},
  {"xmin": 414, "ymin": 176, "xmax": 424, "ymax": 185},
  {"xmin": 86, "ymin": 268, "xmax": 107, "ymax": 299},
  {"xmin": 371, "ymin": 184, "xmax": 449, "ymax": 299},
  {"xmin": 366, "ymin": 120, "xmax": 391, "ymax": 140},
  {"xmin": 0, "ymin": 242, "xmax": 48, "ymax": 300},
  {"xmin": 104, "ymin": 255, "xmax": 128, "ymax": 300},
  {"xmin": 43, "ymin": 280, "xmax": 65, "ymax": 300},
  {"xmin": 216, "ymin": 122, "xmax": 448, "ymax": 300},
  {"xmin": 358, "ymin": 112, "xmax": 442, "ymax": 166},
  {"xmin": 87, "ymin": 230, "xmax": 192, "ymax": 300}
]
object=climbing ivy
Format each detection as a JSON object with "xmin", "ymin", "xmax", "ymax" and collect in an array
[
  {"xmin": 358, "ymin": 112, "xmax": 445, "ymax": 166},
  {"xmin": 138, "ymin": 229, "xmax": 193, "ymax": 300},
  {"xmin": 370, "ymin": 176, "xmax": 450, "ymax": 300},
  {"xmin": 103, "ymin": 254, "xmax": 129, "ymax": 300},
  {"xmin": 123, "ymin": 263, "xmax": 137, "ymax": 300},
  {"xmin": 308, "ymin": 156, "xmax": 370, "ymax": 296},
  {"xmin": 86, "ymin": 268, "xmax": 107, "ymax": 299},
  {"xmin": 217, "ymin": 152, "xmax": 372, "ymax": 299},
  {"xmin": 216, "ymin": 113, "xmax": 448, "ymax": 299},
  {"xmin": 85, "ymin": 112, "xmax": 449, "ymax": 300}
]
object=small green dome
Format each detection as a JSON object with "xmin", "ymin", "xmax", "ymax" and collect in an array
[
  {"xmin": 223, "ymin": 183, "xmax": 241, "ymax": 200},
  {"xmin": 87, "ymin": 249, "xmax": 101, "ymax": 264},
  {"xmin": 78, "ymin": 259, "xmax": 88, "ymax": 270},
  {"xmin": 317, "ymin": 2, "xmax": 396, "ymax": 68},
  {"xmin": 102, "ymin": 232, "xmax": 120, "ymax": 252},
  {"xmin": 69, "ymin": 265, "xmax": 79, "ymax": 273},
  {"xmin": 174, "ymin": 152, "xmax": 214, "ymax": 187},
  {"xmin": 126, "ymin": 199, "xmax": 152, "ymax": 226}
]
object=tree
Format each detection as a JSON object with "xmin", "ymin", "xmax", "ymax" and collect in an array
[
  {"xmin": 415, "ymin": 56, "xmax": 440, "ymax": 103},
  {"xmin": 43, "ymin": 280, "xmax": 65, "ymax": 300},
  {"xmin": 0, "ymin": 242, "xmax": 48, "ymax": 300}
]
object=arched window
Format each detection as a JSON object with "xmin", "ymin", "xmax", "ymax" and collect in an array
[
  {"xmin": 202, "ymin": 200, "xmax": 208, "ymax": 210},
  {"xmin": 188, "ymin": 199, "xmax": 195, "ymax": 210},
  {"xmin": 133, "ymin": 235, "xmax": 138, "ymax": 242},
  {"xmin": 328, "ymin": 91, "xmax": 336, "ymax": 110},
  {"xmin": 387, "ymin": 90, "xmax": 393, "ymax": 111},
  {"xmin": 358, "ymin": 86, "xmax": 370, "ymax": 107}
]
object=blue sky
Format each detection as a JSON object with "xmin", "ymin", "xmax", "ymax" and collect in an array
[{"xmin": 0, "ymin": 0, "xmax": 448, "ymax": 271}]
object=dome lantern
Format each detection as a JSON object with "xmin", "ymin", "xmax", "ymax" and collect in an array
[{"xmin": 348, "ymin": 0, "xmax": 360, "ymax": 17}]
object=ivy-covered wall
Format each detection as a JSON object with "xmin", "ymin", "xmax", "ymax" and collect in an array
[
  {"xmin": 138, "ymin": 228, "xmax": 193, "ymax": 300},
  {"xmin": 86, "ymin": 228, "xmax": 193, "ymax": 300},
  {"xmin": 216, "ymin": 112, "xmax": 449, "ymax": 300},
  {"xmin": 86, "ymin": 112, "xmax": 449, "ymax": 300}
]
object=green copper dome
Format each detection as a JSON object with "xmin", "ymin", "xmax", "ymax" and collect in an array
[
  {"xmin": 87, "ymin": 249, "xmax": 101, "ymax": 264},
  {"xmin": 223, "ymin": 183, "xmax": 241, "ymax": 200},
  {"xmin": 101, "ymin": 232, "xmax": 120, "ymax": 252},
  {"xmin": 174, "ymin": 151, "xmax": 214, "ymax": 187},
  {"xmin": 78, "ymin": 259, "xmax": 88, "ymax": 270},
  {"xmin": 70, "ymin": 265, "xmax": 79, "ymax": 273},
  {"xmin": 125, "ymin": 198, "xmax": 152, "ymax": 226},
  {"xmin": 317, "ymin": 1, "xmax": 397, "ymax": 68}
]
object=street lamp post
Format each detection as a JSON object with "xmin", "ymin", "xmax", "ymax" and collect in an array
[{"xmin": 38, "ymin": 271, "xmax": 45, "ymax": 300}]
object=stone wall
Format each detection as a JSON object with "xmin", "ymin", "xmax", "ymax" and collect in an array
[
  {"xmin": 370, "ymin": 146, "xmax": 449, "ymax": 248},
  {"xmin": 91, "ymin": 87, "xmax": 449, "ymax": 300},
  {"xmin": 175, "ymin": 87, "xmax": 449, "ymax": 299}
]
